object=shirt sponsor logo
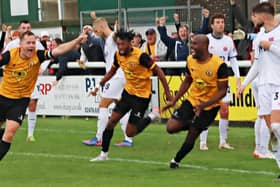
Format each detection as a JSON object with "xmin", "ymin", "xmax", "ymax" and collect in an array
[
  {"xmin": 223, "ymin": 46, "xmax": 228, "ymax": 52},
  {"xmin": 12, "ymin": 70, "xmax": 27, "ymax": 81},
  {"xmin": 205, "ymin": 70, "xmax": 213, "ymax": 77},
  {"xmin": 195, "ymin": 78, "xmax": 207, "ymax": 89},
  {"xmin": 29, "ymin": 61, "xmax": 35, "ymax": 67},
  {"xmin": 268, "ymin": 37, "xmax": 274, "ymax": 42}
]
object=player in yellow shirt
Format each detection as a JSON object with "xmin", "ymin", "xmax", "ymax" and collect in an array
[
  {"xmin": 162, "ymin": 34, "xmax": 228, "ymax": 168},
  {"xmin": 90, "ymin": 30, "xmax": 172, "ymax": 161},
  {"xmin": 0, "ymin": 31, "xmax": 87, "ymax": 160}
]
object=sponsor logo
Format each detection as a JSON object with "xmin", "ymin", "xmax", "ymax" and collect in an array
[
  {"xmin": 223, "ymin": 46, "xmax": 228, "ymax": 52},
  {"xmin": 205, "ymin": 70, "xmax": 213, "ymax": 77}
]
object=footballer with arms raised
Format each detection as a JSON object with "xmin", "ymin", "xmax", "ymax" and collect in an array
[{"xmin": 0, "ymin": 31, "xmax": 87, "ymax": 160}]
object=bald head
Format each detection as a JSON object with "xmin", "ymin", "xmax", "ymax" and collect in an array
[
  {"xmin": 190, "ymin": 34, "xmax": 210, "ymax": 61},
  {"xmin": 193, "ymin": 34, "xmax": 209, "ymax": 46}
]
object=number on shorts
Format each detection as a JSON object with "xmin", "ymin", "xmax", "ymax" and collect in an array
[
  {"xmin": 274, "ymin": 92, "xmax": 279, "ymax": 101},
  {"xmin": 104, "ymin": 83, "xmax": 110, "ymax": 90}
]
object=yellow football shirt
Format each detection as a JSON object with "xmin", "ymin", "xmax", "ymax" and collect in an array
[
  {"xmin": 114, "ymin": 47, "xmax": 156, "ymax": 99},
  {"xmin": 0, "ymin": 48, "xmax": 51, "ymax": 99},
  {"xmin": 186, "ymin": 54, "xmax": 228, "ymax": 110}
]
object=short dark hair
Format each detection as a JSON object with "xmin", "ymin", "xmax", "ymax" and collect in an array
[
  {"xmin": 179, "ymin": 24, "xmax": 189, "ymax": 31},
  {"xmin": 19, "ymin": 20, "xmax": 30, "ymax": 26},
  {"xmin": 252, "ymin": 2, "xmax": 275, "ymax": 15},
  {"xmin": 54, "ymin": 38, "xmax": 63, "ymax": 45},
  {"xmin": 115, "ymin": 29, "xmax": 135, "ymax": 42},
  {"xmin": 20, "ymin": 31, "xmax": 35, "ymax": 41},
  {"xmin": 211, "ymin": 14, "xmax": 225, "ymax": 24}
]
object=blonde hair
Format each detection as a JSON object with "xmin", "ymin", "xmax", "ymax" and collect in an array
[{"xmin": 93, "ymin": 17, "xmax": 108, "ymax": 27}]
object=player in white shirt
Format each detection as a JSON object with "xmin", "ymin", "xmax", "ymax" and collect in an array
[
  {"xmin": 82, "ymin": 17, "xmax": 133, "ymax": 147},
  {"xmin": 238, "ymin": 2, "xmax": 280, "ymax": 180},
  {"xmin": 3, "ymin": 20, "xmax": 47, "ymax": 142},
  {"xmin": 199, "ymin": 14, "xmax": 241, "ymax": 151},
  {"xmin": 250, "ymin": 27, "xmax": 274, "ymax": 159}
]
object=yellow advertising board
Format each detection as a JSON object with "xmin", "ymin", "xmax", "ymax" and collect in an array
[{"xmin": 159, "ymin": 76, "xmax": 257, "ymax": 121}]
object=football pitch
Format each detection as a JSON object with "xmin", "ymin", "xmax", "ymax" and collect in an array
[{"xmin": 1, "ymin": 117, "xmax": 279, "ymax": 187}]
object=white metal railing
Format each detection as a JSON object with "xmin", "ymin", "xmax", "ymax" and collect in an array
[{"xmin": 50, "ymin": 60, "xmax": 251, "ymax": 69}]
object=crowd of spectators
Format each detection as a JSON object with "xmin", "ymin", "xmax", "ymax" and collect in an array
[{"xmin": 0, "ymin": 1, "xmax": 268, "ymax": 77}]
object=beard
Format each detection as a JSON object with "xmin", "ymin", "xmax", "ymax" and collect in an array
[
  {"xmin": 119, "ymin": 47, "xmax": 132, "ymax": 56},
  {"xmin": 192, "ymin": 52, "xmax": 201, "ymax": 60}
]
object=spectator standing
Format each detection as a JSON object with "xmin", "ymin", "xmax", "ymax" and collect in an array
[
  {"xmin": 52, "ymin": 39, "xmax": 81, "ymax": 86},
  {"xmin": 141, "ymin": 28, "xmax": 167, "ymax": 61},
  {"xmin": 40, "ymin": 31, "xmax": 50, "ymax": 50},
  {"xmin": 157, "ymin": 16, "xmax": 189, "ymax": 75},
  {"xmin": 131, "ymin": 33, "xmax": 145, "ymax": 48},
  {"xmin": 230, "ymin": 0, "xmax": 260, "ymax": 60},
  {"xmin": 0, "ymin": 25, "xmax": 7, "ymax": 51},
  {"xmin": 174, "ymin": 9, "xmax": 211, "ymax": 35},
  {"xmin": 78, "ymin": 25, "xmax": 105, "ymax": 75}
]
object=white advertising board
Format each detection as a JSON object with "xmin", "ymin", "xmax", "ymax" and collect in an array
[{"xmin": 36, "ymin": 76, "xmax": 159, "ymax": 116}]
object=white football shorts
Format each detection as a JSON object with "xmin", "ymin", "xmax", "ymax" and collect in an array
[
  {"xmin": 101, "ymin": 77, "xmax": 126, "ymax": 99},
  {"xmin": 258, "ymin": 84, "xmax": 280, "ymax": 115},
  {"xmin": 31, "ymin": 81, "xmax": 41, "ymax": 99},
  {"xmin": 222, "ymin": 82, "xmax": 232, "ymax": 103},
  {"xmin": 272, "ymin": 88, "xmax": 280, "ymax": 111}
]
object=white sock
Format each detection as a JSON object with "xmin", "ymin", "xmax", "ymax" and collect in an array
[
  {"xmin": 120, "ymin": 112, "xmax": 132, "ymax": 143},
  {"xmin": 27, "ymin": 111, "xmax": 37, "ymax": 137},
  {"xmin": 96, "ymin": 108, "xmax": 109, "ymax": 141},
  {"xmin": 254, "ymin": 117, "xmax": 262, "ymax": 152},
  {"xmin": 271, "ymin": 123, "xmax": 280, "ymax": 168},
  {"xmin": 219, "ymin": 118, "xmax": 228, "ymax": 145},
  {"xmin": 259, "ymin": 118, "xmax": 270, "ymax": 154},
  {"xmin": 200, "ymin": 130, "xmax": 208, "ymax": 146}
]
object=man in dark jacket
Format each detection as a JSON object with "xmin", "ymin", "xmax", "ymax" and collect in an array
[
  {"xmin": 230, "ymin": 0, "xmax": 259, "ymax": 60},
  {"xmin": 157, "ymin": 16, "xmax": 189, "ymax": 75},
  {"xmin": 79, "ymin": 25, "xmax": 105, "ymax": 75},
  {"xmin": 173, "ymin": 9, "xmax": 211, "ymax": 35}
]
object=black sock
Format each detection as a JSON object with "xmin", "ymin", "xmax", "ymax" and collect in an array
[
  {"xmin": 101, "ymin": 128, "xmax": 114, "ymax": 153},
  {"xmin": 174, "ymin": 141, "xmax": 194, "ymax": 163},
  {"xmin": 0, "ymin": 140, "xmax": 11, "ymax": 160},
  {"xmin": 0, "ymin": 128, "xmax": 4, "ymax": 138},
  {"xmin": 173, "ymin": 127, "xmax": 202, "ymax": 163},
  {"xmin": 136, "ymin": 117, "xmax": 151, "ymax": 135}
]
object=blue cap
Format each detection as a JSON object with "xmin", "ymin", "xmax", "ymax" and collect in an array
[{"xmin": 145, "ymin": 28, "xmax": 156, "ymax": 35}]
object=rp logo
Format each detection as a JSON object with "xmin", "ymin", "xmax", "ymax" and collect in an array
[{"xmin": 40, "ymin": 83, "xmax": 52, "ymax": 95}]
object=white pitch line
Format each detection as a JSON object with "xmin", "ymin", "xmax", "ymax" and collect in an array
[
  {"xmin": 19, "ymin": 127, "xmax": 187, "ymax": 137},
  {"xmin": 9, "ymin": 151, "xmax": 277, "ymax": 176},
  {"xmin": 19, "ymin": 128, "xmax": 95, "ymax": 135}
]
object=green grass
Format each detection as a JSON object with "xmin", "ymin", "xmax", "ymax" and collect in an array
[{"xmin": 0, "ymin": 117, "xmax": 279, "ymax": 187}]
